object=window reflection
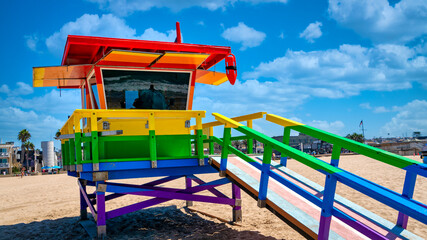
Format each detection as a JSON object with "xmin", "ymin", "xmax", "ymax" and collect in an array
[{"xmin": 102, "ymin": 70, "xmax": 190, "ymax": 110}]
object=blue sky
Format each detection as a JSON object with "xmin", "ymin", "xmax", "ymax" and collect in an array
[{"xmin": 0, "ymin": 0, "xmax": 426, "ymax": 149}]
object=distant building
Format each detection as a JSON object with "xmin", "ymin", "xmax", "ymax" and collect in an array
[
  {"xmin": 0, "ymin": 142, "xmax": 15, "ymax": 175},
  {"xmin": 369, "ymin": 140, "xmax": 426, "ymax": 156},
  {"xmin": 272, "ymin": 133, "xmax": 332, "ymax": 155}
]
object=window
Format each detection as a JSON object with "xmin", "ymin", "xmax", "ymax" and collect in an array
[{"xmin": 102, "ymin": 70, "xmax": 190, "ymax": 110}]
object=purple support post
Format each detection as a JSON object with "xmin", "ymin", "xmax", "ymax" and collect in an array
[
  {"xmin": 396, "ymin": 171, "xmax": 417, "ymax": 229},
  {"xmin": 79, "ymin": 178, "xmax": 88, "ymax": 220},
  {"xmin": 96, "ymin": 182, "xmax": 106, "ymax": 238},
  {"xmin": 232, "ymin": 183, "xmax": 242, "ymax": 222},
  {"xmin": 318, "ymin": 174, "xmax": 337, "ymax": 240},
  {"xmin": 185, "ymin": 176, "xmax": 193, "ymax": 207}
]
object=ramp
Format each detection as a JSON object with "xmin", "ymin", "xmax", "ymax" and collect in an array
[{"xmin": 202, "ymin": 112, "xmax": 427, "ymax": 240}]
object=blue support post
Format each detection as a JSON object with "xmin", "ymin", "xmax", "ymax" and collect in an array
[
  {"xmin": 330, "ymin": 144, "xmax": 342, "ymax": 167},
  {"xmin": 280, "ymin": 127, "xmax": 291, "ymax": 167},
  {"xmin": 79, "ymin": 178, "xmax": 88, "ymax": 220},
  {"xmin": 318, "ymin": 174, "xmax": 338, "ymax": 240},
  {"xmin": 219, "ymin": 127, "xmax": 231, "ymax": 177},
  {"xmin": 258, "ymin": 143, "xmax": 272, "ymax": 208},
  {"xmin": 396, "ymin": 171, "xmax": 417, "ymax": 229}
]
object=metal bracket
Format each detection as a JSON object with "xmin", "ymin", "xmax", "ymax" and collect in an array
[
  {"xmin": 198, "ymin": 158, "xmax": 205, "ymax": 166},
  {"xmin": 145, "ymin": 121, "xmax": 149, "ymax": 129},
  {"xmin": 92, "ymin": 171, "xmax": 108, "ymax": 181},
  {"xmin": 235, "ymin": 199, "xmax": 242, "ymax": 207},
  {"xmin": 69, "ymin": 165, "xmax": 76, "ymax": 172},
  {"xmin": 219, "ymin": 170, "xmax": 226, "ymax": 177},
  {"xmin": 185, "ymin": 120, "xmax": 190, "ymax": 128},
  {"xmin": 97, "ymin": 183, "xmax": 107, "ymax": 192},
  {"xmin": 257, "ymin": 199, "xmax": 266, "ymax": 208},
  {"xmin": 92, "ymin": 163, "xmax": 99, "ymax": 171},
  {"xmin": 102, "ymin": 121, "xmax": 110, "ymax": 130},
  {"xmin": 151, "ymin": 161, "xmax": 157, "ymax": 168},
  {"xmin": 76, "ymin": 164, "xmax": 83, "ymax": 172}
]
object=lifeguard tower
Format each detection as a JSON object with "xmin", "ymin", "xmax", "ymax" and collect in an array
[{"xmin": 33, "ymin": 23, "xmax": 427, "ymax": 240}]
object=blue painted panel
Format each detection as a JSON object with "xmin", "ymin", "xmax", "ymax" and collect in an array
[
  {"xmin": 79, "ymin": 165, "xmax": 217, "ymax": 181},
  {"xmin": 81, "ymin": 158, "xmax": 208, "ymax": 172}
]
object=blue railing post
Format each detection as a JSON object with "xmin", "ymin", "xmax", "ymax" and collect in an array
[
  {"xmin": 396, "ymin": 171, "xmax": 417, "ymax": 229},
  {"xmin": 330, "ymin": 145, "xmax": 342, "ymax": 167},
  {"xmin": 280, "ymin": 127, "xmax": 291, "ymax": 167},
  {"xmin": 219, "ymin": 127, "xmax": 232, "ymax": 177},
  {"xmin": 258, "ymin": 143, "xmax": 272, "ymax": 208},
  {"xmin": 318, "ymin": 174, "xmax": 338, "ymax": 240}
]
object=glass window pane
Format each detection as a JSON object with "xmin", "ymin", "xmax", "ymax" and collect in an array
[{"xmin": 102, "ymin": 70, "xmax": 190, "ymax": 110}]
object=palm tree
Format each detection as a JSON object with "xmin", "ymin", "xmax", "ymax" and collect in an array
[
  {"xmin": 18, "ymin": 129, "xmax": 31, "ymax": 169},
  {"xmin": 23, "ymin": 141, "xmax": 35, "ymax": 171}
]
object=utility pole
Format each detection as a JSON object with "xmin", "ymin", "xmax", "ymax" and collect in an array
[{"xmin": 360, "ymin": 120, "xmax": 365, "ymax": 143}]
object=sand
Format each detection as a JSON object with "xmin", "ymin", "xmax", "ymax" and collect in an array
[{"xmin": 0, "ymin": 155, "xmax": 425, "ymax": 240}]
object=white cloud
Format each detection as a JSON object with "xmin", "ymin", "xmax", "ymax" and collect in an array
[
  {"xmin": 308, "ymin": 120, "xmax": 345, "ymax": 135},
  {"xmin": 15, "ymin": 82, "xmax": 34, "ymax": 95},
  {"xmin": 328, "ymin": 0, "xmax": 427, "ymax": 43},
  {"xmin": 373, "ymin": 106, "xmax": 389, "ymax": 113},
  {"xmin": 45, "ymin": 14, "xmax": 176, "ymax": 55},
  {"xmin": 139, "ymin": 28, "xmax": 176, "ymax": 42},
  {"xmin": 0, "ymin": 84, "xmax": 10, "ymax": 94},
  {"xmin": 359, "ymin": 102, "xmax": 371, "ymax": 109},
  {"xmin": 243, "ymin": 44, "xmax": 427, "ymax": 99},
  {"xmin": 0, "ymin": 82, "xmax": 33, "ymax": 96},
  {"xmin": 88, "ymin": 0, "xmax": 288, "ymax": 16},
  {"xmin": 299, "ymin": 21, "xmax": 322, "ymax": 43},
  {"xmin": 380, "ymin": 100, "xmax": 427, "ymax": 136},
  {"xmin": 25, "ymin": 35, "xmax": 39, "ymax": 52},
  {"xmin": 221, "ymin": 22, "xmax": 266, "ymax": 50}
]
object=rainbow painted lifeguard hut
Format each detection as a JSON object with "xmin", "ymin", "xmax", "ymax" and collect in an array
[{"xmin": 33, "ymin": 23, "xmax": 427, "ymax": 240}]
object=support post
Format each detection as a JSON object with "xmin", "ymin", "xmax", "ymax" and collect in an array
[
  {"xmin": 396, "ymin": 171, "xmax": 417, "ymax": 229},
  {"xmin": 219, "ymin": 127, "xmax": 231, "ymax": 177},
  {"xmin": 247, "ymin": 120, "xmax": 253, "ymax": 154},
  {"xmin": 330, "ymin": 144, "xmax": 341, "ymax": 167},
  {"xmin": 185, "ymin": 176, "xmax": 193, "ymax": 207},
  {"xmin": 232, "ymin": 183, "xmax": 242, "ymax": 222},
  {"xmin": 79, "ymin": 178, "xmax": 88, "ymax": 220},
  {"xmin": 96, "ymin": 182, "xmax": 106, "ymax": 238},
  {"xmin": 209, "ymin": 127, "xmax": 214, "ymax": 155},
  {"xmin": 318, "ymin": 174, "xmax": 338, "ymax": 240},
  {"xmin": 258, "ymin": 143, "xmax": 272, "ymax": 208},
  {"xmin": 148, "ymin": 113, "xmax": 157, "ymax": 168},
  {"xmin": 90, "ymin": 112, "xmax": 99, "ymax": 171},
  {"xmin": 281, "ymin": 127, "xmax": 290, "ymax": 166}
]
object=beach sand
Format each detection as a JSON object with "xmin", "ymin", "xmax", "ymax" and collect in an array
[{"xmin": 0, "ymin": 155, "xmax": 425, "ymax": 239}]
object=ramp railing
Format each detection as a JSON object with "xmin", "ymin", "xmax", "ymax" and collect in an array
[{"xmin": 204, "ymin": 112, "xmax": 427, "ymax": 240}]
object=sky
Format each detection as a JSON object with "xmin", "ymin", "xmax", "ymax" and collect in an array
[{"xmin": 0, "ymin": 0, "xmax": 426, "ymax": 149}]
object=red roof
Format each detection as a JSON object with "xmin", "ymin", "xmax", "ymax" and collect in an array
[{"xmin": 61, "ymin": 35, "xmax": 231, "ymax": 70}]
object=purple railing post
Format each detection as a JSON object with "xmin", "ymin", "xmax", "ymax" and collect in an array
[
  {"xmin": 79, "ymin": 178, "xmax": 88, "ymax": 220},
  {"xmin": 396, "ymin": 171, "xmax": 417, "ymax": 229},
  {"xmin": 96, "ymin": 182, "xmax": 107, "ymax": 238},
  {"xmin": 318, "ymin": 174, "xmax": 337, "ymax": 240},
  {"xmin": 232, "ymin": 183, "xmax": 242, "ymax": 222},
  {"xmin": 185, "ymin": 176, "xmax": 193, "ymax": 207}
]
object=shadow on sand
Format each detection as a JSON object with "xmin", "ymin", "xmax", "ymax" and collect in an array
[{"xmin": 0, "ymin": 206, "xmax": 281, "ymax": 240}]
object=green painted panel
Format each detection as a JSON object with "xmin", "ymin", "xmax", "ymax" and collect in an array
[{"xmin": 99, "ymin": 134, "xmax": 192, "ymax": 160}]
